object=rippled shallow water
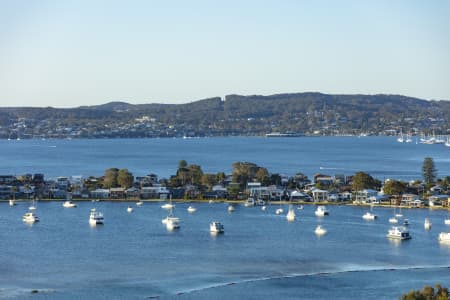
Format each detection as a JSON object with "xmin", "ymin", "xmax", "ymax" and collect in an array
[{"xmin": 1, "ymin": 201, "xmax": 450, "ymax": 299}]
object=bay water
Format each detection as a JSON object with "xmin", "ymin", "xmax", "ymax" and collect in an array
[{"xmin": 1, "ymin": 137, "xmax": 450, "ymax": 299}]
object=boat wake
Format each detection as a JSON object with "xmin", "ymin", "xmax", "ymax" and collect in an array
[
  {"xmin": 169, "ymin": 264, "xmax": 450, "ymax": 297},
  {"xmin": 319, "ymin": 166, "xmax": 343, "ymax": 170}
]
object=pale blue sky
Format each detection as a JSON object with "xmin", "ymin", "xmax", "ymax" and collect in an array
[{"xmin": 0, "ymin": 0, "xmax": 449, "ymax": 107}]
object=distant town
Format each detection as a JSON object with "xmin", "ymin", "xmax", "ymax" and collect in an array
[
  {"xmin": 2, "ymin": 160, "xmax": 449, "ymax": 208},
  {"xmin": 0, "ymin": 93, "xmax": 449, "ymax": 139}
]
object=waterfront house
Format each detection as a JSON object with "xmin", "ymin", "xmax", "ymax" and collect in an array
[
  {"xmin": 289, "ymin": 190, "xmax": 312, "ymax": 202},
  {"xmin": 140, "ymin": 185, "xmax": 170, "ymax": 199},
  {"xmin": 90, "ymin": 188, "xmax": 110, "ymax": 199},
  {"xmin": 110, "ymin": 187, "xmax": 126, "ymax": 199},
  {"xmin": 0, "ymin": 175, "xmax": 17, "ymax": 185},
  {"xmin": 401, "ymin": 194, "xmax": 421, "ymax": 207},
  {"xmin": 312, "ymin": 188, "xmax": 329, "ymax": 202},
  {"xmin": 354, "ymin": 189, "xmax": 378, "ymax": 204}
]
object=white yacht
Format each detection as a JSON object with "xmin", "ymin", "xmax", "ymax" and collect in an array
[
  {"xmin": 315, "ymin": 225, "xmax": 327, "ymax": 235},
  {"xmin": 389, "ymin": 217, "xmax": 398, "ymax": 224},
  {"xmin": 23, "ymin": 212, "xmax": 39, "ymax": 223},
  {"xmin": 63, "ymin": 201, "xmax": 77, "ymax": 208},
  {"xmin": 127, "ymin": 206, "xmax": 134, "ymax": 213},
  {"xmin": 315, "ymin": 206, "xmax": 329, "ymax": 217},
  {"xmin": 161, "ymin": 203, "xmax": 175, "ymax": 210},
  {"xmin": 28, "ymin": 200, "xmax": 37, "ymax": 211},
  {"xmin": 89, "ymin": 208, "xmax": 104, "ymax": 225},
  {"xmin": 227, "ymin": 205, "xmax": 235, "ymax": 212},
  {"xmin": 187, "ymin": 206, "xmax": 197, "ymax": 213},
  {"xmin": 362, "ymin": 212, "xmax": 377, "ymax": 220},
  {"xmin": 210, "ymin": 221, "xmax": 224, "ymax": 234},
  {"xmin": 244, "ymin": 198, "xmax": 255, "ymax": 207},
  {"xmin": 275, "ymin": 208, "xmax": 284, "ymax": 215},
  {"xmin": 256, "ymin": 199, "xmax": 266, "ymax": 206},
  {"xmin": 165, "ymin": 217, "xmax": 180, "ymax": 230},
  {"xmin": 136, "ymin": 201, "xmax": 143, "ymax": 206},
  {"xmin": 286, "ymin": 205, "xmax": 296, "ymax": 222},
  {"xmin": 424, "ymin": 218, "xmax": 431, "ymax": 230},
  {"xmin": 439, "ymin": 232, "xmax": 450, "ymax": 243},
  {"xmin": 387, "ymin": 226, "xmax": 411, "ymax": 240}
]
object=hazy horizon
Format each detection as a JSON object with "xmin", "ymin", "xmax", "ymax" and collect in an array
[{"xmin": 1, "ymin": 1, "xmax": 449, "ymax": 107}]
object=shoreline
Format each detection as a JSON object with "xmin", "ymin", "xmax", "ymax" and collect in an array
[{"xmin": 3, "ymin": 198, "xmax": 449, "ymax": 211}]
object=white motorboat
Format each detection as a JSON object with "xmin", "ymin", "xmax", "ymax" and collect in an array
[
  {"xmin": 275, "ymin": 208, "xmax": 284, "ymax": 215},
  {"xmin": 256, "ymin": 199, "xmax": 265, "ymax": 206},
  {"xmin": 228, "ymin": 205, "xmax": 235, "ymax": 212},
  {"xmin": 23, "ymin": 212, "xmax": 39, "ymax": 223},
  {"xmin": 424, "ymin": 218, "xmax": 431, "ymax": 230},
  {"xmin": 439, "ymin": 232, "xmax": 450, "ymax": 243},
  {"xmin": 389, "ymin": 217, "xmax": 398, "ymax": 224},
  {"xmin": 165, "ymin": 217, "xmax": 180, "ymax": 230},
  {"xmin": 9, "ymin": 199, "xmax": 16, "ymax": 206},
  {"xmin": 445, "ymin": 218, "xmax": 450, "ymax": 225},
  {"xmin": 362, "ymin": 212, "xmax": 377, "ymax": 220},
  {"xmin": 187, "ymin": 206, "xmax": 197, "ymax": 213},
  {"xmin": 261, "ymin": 205, "xmax": 266, "ymax": 211},
  {"xmin": 127, "ymin": 206, "xmax": 134, "ymax": 213},
  {"xmin": 63, "ymin": 201, "xmax": 77, "ymax": 208},
  {"xmin": 387, "ymin": 226, "xmax": 411, "ymax": 240},
  {"xmin": 315, "ymin": 206, "xmax": 329, "ymax": 217},
  {"xmin": 286, "ymin": 205, "xmax": 296, "ymax": 222},
  {"xmin": 244, "ymin": 198, "xmax": 255, "ymax": 207},
  {"xmin": 210, "ymin": 221, "xmax": 224, "ymax": 233},
  {"xmin": 297, "ymin": 205, "xmax": 304, "ymax": 210},
  {"xmin": 161, "ymin": 203, "xmax": 175, "ymax": 210},
  {"xmin": 89, "ymin": 208, "xmax": 104, "ymax": 225},
  {"xmin": 136, "ymin": 201, "xmax": 143, "ymax": 206},
  {"xmin": 315, "ymin": 225, "xmax": 327, "ymax": 235}
]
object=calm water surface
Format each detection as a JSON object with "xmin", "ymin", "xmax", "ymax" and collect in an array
[
  {"xmin": 1, "ymin": 137, "xmax": 450, "ymax": 299},
  {"xmin": 1, "ymin": 202, "xmax": 450, "ymax": 299},
  {"xmin": 0, "ymin": 136, "xmax": 449, "ymax": 179}
]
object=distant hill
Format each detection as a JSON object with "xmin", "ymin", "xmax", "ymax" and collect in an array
[{"xmin": 0, "ymin": 93, "xmax": 449, "ymax": 138}]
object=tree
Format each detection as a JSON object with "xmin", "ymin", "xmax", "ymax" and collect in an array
[
  {"xmin": 117, "ymin": 169, "xmax": 134, "ymax": 188},
  {"xmin": 383, "ymin": 179, "xmax": 408, "ymax": 196},
  {"xmin": 351, "ymin": 171, "xmax": 381, "ymax": 191},
  {"xmin": 103, "ymin": 168, "xmax": 119, "ymax": 188},
  {"xmin": 178, "ymin": 160, "xmax": 188, "ymax": 169},
  {"xmin": 422, "ymin": 157, "xmax": 437, "ymax": 186},
  {"xmin": 201, "ymin": 174, "xmax": 217, "ymax": 191},
  {"xmin": 400, "ymin": 284, "xmax": 448, "ymax": 300}
]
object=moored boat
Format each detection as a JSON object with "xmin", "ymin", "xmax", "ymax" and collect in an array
[
  {"xmin": 127, "ymin": 206, "xmax": 133, "ymax": 213},
  {"xmin": 439, "ymin": 232, "xmax": 450, "ymax": 243},
  {"xmin": 89, "ymin": 208, "xmax": 104, "ymax": 225},
  {"xmin": 210, "ymin": 221, "xmax": 224, "ymax": 233},
  {"xmin": 315, "ymin": 225, "xmax": 327, "ymax": 235},
  {"xmin": 286, "ymin": 205, "xmax": 296, "ymax": 222},
  {"xmin": 362, "ymin": 212, "xmax": 377, "ymax": 220},
  {"xmin": 424, "ymin": 218, "xmax": 431, "ymax": 230},
  {"xmin": 387, "ymin": 226, "xmax": 411, "ymax": 240},
  {"xmin": 228, "ymin": 205, "xmax": 235, "ymax": 212},
  {"xmin": 165, "ymin": 217, "xmax": 180, "ymax": 230},
  {"xmin": 314, "ymin": 205, "xmax": 329, "ymax": 217},
  {"xmin": 187, "ymin": 206, "xmax": 197, "ymax": 213},
  {"xmin": 23, "ymin": 212, "xmax": 39, "ymax": 223},
  {"xmin": 63, "ymin": 201, "xmax": 77, "ymax": 208}
]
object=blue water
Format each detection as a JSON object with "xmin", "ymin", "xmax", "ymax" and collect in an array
[
  {"xmin": 1, "ymin": 137, "xmax": 450, "ymax": 299},
  {"xmin": 0, "ymin": 137, "xmax": 449, "ymax": 180},
  {"xmin": 1, "ymin": 202, "xmax": 450, "ymax": 299}
]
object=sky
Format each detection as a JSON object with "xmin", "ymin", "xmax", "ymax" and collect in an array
[{"xmin": 0, "ymin": 0, "xmax": 449, "ymax": 107}]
